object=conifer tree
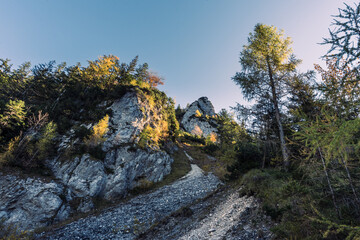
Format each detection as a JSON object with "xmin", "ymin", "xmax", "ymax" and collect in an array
[{"xmin": 233, "ymin": 24, "xmax": 300, "ymax": 170}]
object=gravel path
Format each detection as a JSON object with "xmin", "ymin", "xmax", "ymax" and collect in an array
[
  {"xmin": 178, "ymin": 191, "xmax": 273, "ymax": 240},
  {"xmin": 37, "ymin": 161, "xmax": 221, "ymax": 240},
  {"xmin": 178, "ymin": 191, "xmax": 254, "ymax": 240},
  {"xmin": 138, "ymin": 186, "xmax": 274, "ymax": 240}
]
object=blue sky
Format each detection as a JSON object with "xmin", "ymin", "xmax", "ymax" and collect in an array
[{"xmin": 0, "ymin": 0, "xmax": 355, "ymax": 112}]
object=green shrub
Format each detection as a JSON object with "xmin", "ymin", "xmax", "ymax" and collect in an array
[
  {"xmin": 0, "ymin": 121, "xmax": 57, "ymax": 170},
  {"xmin": 130, "ymin": 178, "xmax": 154, "ymax": 195},
  {"xmin": 181, "ymin": 131, "xmax": 206, "ymax": 145},
  {"xmin": 240, "ymin": 168, "xmax": 322, "ymax": 239},
  {"xmin": 226, "ymin": 142, "xmax": 261, "ymax": 180}
]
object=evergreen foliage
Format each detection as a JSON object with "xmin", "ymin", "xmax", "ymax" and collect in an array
[
  {"xmin": 230, "ymin": 3, "xmax": 360, "ymax": 238},
  {"xmin": 0, "ymin": 55, "xmax": 176, "ymax": 169},
  {"xmin": 322, "ymin": 2, "xmax": 360, "ymax": 70},
  {"xmin": 233, "ymin": 23, "xmax": 301, "ymax": 170}
]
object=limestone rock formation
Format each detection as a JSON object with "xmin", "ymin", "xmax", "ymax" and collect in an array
[
  {"xmin": 0, "ymin": 88, "xmax": 174, "ymax": 231},
  {"xmin": 48, "ymin": 88, "xmax": 174, "ymax": 205},
  {"xmin": 181, "ymin": 97, "xmax": 218, "ymax": 138},
  {"xmin": 103, "ymin": 91, "xmax": 146, "ymax": 147},
  {"xmin": 48, "ymin": 147, "xmax": 172, "ymax": 203},
  {"xmin": 0, "ymin": 173, "xmax": 70, "ymax": 230}
]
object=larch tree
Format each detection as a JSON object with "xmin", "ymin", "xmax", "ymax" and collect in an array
[
  {"xmin": 322, "ymin": 2, "xmax": 360, "ymax": 70},
  {"xmin": 233, "ymin": 23, "xmax": 301, "ymax": 170}
]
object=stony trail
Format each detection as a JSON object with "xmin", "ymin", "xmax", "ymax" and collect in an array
[
  {"xmin": 178, "ymin": 191, "xmax": 273, "ymax": 240},
  {"xmin": 37, "ymin": 156, "xmax": 221, "ymax": 240},
  {"xmin": 138, "ymin": 187, "xmax": 274, "ymax": 240}
]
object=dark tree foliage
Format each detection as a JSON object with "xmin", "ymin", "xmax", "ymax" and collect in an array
[
  {"xmin": 226, "ymin": 141, "xmax": 261, "ymax": 180},
  {"xmin": 0, "ymin": 55, "xmax": 174, "ymax": 170}
]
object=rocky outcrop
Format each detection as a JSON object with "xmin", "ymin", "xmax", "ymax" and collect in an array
[
  {"xmin": 36, "ymin": 162, "xmax": 222, "ymax": 239},
  {"xmin": 103, "ymin": 146, "xmax": 172, "ymax": 200},
  {"xmin": 181, "ymin": 97, "xmax": 218, "ymax": 138},
  {"xmin": 48, "ymin": 88, "xmax": 174, "ymax": 205},
  {"xmin": 103, "ymin": 91, "xmax": 146, "ymax": 147},
  {"xmin": 0, "ymin": 88, "xmax": 175, "ymax": 231},
  {"xmin": 48, "ymin": 147, "xmax": 172, "ymax": 204},
  {"xmin": 0, "ymin": 173, "xmax": 71, "ymax": 231}
]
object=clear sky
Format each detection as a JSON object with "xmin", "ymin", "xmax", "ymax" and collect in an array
[{"xmin": 0, "ymin": 0, "xmax": 355, "ymax": 112}]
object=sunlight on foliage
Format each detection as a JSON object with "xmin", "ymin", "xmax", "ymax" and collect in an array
[
  {"xmin": 191, "ymin": 125, "xmax": 203, "ymax": 137},
  {"xmin": 195, "ymin": 109, "xmax": 202, "ymax": 117},
  {"xmin": 84, "ymin": 115, "xmax": 109, "ymax": 147}
]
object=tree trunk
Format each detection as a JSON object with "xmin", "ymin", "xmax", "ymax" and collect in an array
[
  {"xmin": 340, "ymin": 155, "xmax": 360, "ymax": 205},
  {"xmin": 267, "ymin": 59, "xmax": 290, "ymax": 170},
  {"xmin": 319, "ymin": 148, "xmax": 342, "ymax": 219}
]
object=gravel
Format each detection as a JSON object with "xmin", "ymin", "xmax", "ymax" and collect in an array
[
  {"xmin": 36, "ymin": 164, "xmax": 221, "ymax": 240},
  {"xmin": 138, "ymin": 187, "xmax": 274, "ymax": 240},
  {"xmin": 178, "ymin": 191, "xmax": 273, "ymax": 240}
]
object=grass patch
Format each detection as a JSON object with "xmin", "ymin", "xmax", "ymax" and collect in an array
[{"xmin": 159, "ymin": 149, "xmax": 192, "ymax": 184}]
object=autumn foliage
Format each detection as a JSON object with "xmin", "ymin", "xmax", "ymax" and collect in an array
[{"xmin": 144, "ymin": 71, "xmax": 164, "ymax": 88}]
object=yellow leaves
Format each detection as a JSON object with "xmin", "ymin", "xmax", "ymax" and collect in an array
[
  {"xmin": 195, "ymin": 110, "xmax": 202, "ymax": 117},
  {"xmin": 245, "ymin": 24, "xmax": 294, "ymax": 71},
  {"xmin": 88, "ymin": 55, "xmax": 119, "ymax": 74},
  {"xmin": 0, "ymin": 100, "xmax": 26, "ymax": 128},
  {"xmin": 191, "ymin": 125, "xmax": 203, "ymax": 136},
  {"xmin": 84, "ymin": 115, "xmax": 109, "ymax": 147},
  {"xmin": 83, "ymin": 55, "xmax": 120, "ymax": 89},
  {"xmin": 208, "ymin": 132, "xmax": 217, "ymax": 143},
  {"xmin": 93, "ymin": 115, "xmax": 109, "ymax": 137}
]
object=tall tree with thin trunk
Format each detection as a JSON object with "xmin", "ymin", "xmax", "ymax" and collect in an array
[{"xmin": 233, "ymin": 23, "xmax": 300, "ymax": 170}]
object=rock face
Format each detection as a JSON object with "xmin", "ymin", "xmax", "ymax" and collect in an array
[
  {"xmin": 49, "ymin": 147, "xmax": 172, "ymax": 204},
  {"xmin": 0, "ymin": 173, "xmax": 71, "ymax": 231},
  {"xmin": 0, "ymin": 88, "xmax": 174, "ymax": 231},
  {"xmin": 103, "ymin": 91, "xmax": 147, "ymax": 147},
  {"xmin": 103, "ymin": 146, "xmax": 172, "ymax": 200},
  {"xmin": 181, "ymin": 97, "xmax": 218, "ymax": 137},
  {"xmin": 48, "ymin": 88, "xmax": 174, "ymax": 204}
]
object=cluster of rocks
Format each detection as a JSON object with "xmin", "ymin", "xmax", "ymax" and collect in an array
[
  {"xmin": 0, "ymin": 173, "xmax": 69, "ymax": 231},
  {"xmin": 36, "ymin": 163, "xmax": 222, "ymax": 239}
]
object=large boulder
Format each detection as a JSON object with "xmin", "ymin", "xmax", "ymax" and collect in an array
[
  {"xmin": 0, "ymin": 173, "xmax": 70, "ymax": 231},
  {"xmin": 181, "ymin": 97, "xmax": 218, "ymax": 138},
  {"xmin": 48, "ymin": 147, "xmax": 172, "ymax": 203},
  {"xmin": 48, "ymin": 154, "xmax": 106, "ymax": 199},
  {"xmin": 103, "ymin": 146, "xmax": 172, "ymax": 199}
]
